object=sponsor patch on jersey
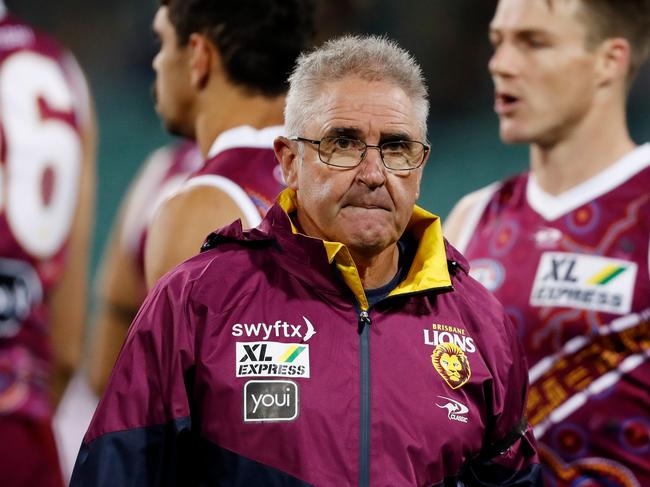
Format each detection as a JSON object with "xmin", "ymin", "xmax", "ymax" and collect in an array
[
  {"xmin": 231, "ymin": 316, "xmax": 317, "ymax": 342},
  {"xmin": 243, "ymin": 380, "xmax": 298, "ymax": 422},
  {"xmin": 533, "ymin": 227, "xmax": 563, "ymax": 248},
  {"xmin": 0, "ymin": 258, "xmax": 43, "ymax": 338},
  {"xmin": 435, "ymin": 396, "xmax": 469, "ymax": 423},
  {"xmin": 468, "ymin": 259, "xmax": 505, "ymax": 292},
  {"xmin": 236, "ymin": 341, "xmax": 310, "ymax": 378},
  {"xmin": 530, "ymin": 252, "xmax": 637, "ymax": 314}
]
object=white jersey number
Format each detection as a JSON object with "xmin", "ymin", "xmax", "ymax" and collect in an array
[{"xmin": 0, "ymin": 52, "xmax": 81, "ymax": 258}]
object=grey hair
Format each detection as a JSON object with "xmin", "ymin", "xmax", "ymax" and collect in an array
[{"xmin": 284, "ymin": 34, "xmax": 429, "ymax": 141}]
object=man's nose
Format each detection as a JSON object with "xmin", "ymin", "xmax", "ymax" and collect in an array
[
  {"xmin": 488, "ymin": 42, "xmax": 519, "ymax": 78},
  {"xmin": 357, "ymin": 146, "xmax": 387, "ymax": 188}
]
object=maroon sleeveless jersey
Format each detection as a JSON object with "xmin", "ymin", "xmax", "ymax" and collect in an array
[
  {"xmin": 122, "ymin": 140, "xmax": 202, "ymax": 290},
  {"xmin": 461, "ymin": 144, "xmax": 650, "ymax": 486},
  {"xmin": 186, "ymin": 125, "xmax": 286, "ymax": 226},
  {"xmin": 0, "ymin": 13, "xmax": 90, "ymax": 422}
]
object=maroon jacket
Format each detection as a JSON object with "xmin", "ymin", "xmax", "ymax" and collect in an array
[{"xmin": 72, "ymin": 190, "xmax": 541, "ymax": 486}]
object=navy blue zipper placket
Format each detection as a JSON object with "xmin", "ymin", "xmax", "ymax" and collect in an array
[{"xmin": 357, "ymin": 306, "xmax": 372, "ymax": 487}]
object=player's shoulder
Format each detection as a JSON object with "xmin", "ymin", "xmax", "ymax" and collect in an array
[
  {"xmin": 159, "ymin": 219, "xmax": 275, "ymax": 299},
  {"xmin": 448, "ymin": 181, "xmax": 503, "ymax": 221},
  {"xmin": 444, "ymin": 181, "xmax": 503, "ymax": 251},
  {"xmin": 0, "ymin": 13, "xmax": 93, "ymax": 120},
  {"xmin": 0, "ymin": 13, "xmax": 67, "ymax": 59},
  {"xmin": 160, "ymin": 179, "xmax": 231, "ymax": 218}
]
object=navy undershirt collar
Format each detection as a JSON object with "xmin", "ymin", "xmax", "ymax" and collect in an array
[{"xmin": 365, "ymin": 236, "xmax": 415, "ymax": 308}]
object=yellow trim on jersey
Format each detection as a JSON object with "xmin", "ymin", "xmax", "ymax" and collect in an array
[{"xmin": 276, "ymin": 188, "xmax": 451, "ymax": 310}]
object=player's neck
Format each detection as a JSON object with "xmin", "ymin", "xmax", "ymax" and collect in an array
[
  {"xmin": 194, "ymin": 88, "xmax": 285, "ymax": 159},
  {"xmin": 529, "ymin": 104, "xmax": 635, "ymax": 196}
]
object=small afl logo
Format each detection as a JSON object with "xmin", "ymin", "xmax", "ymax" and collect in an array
[{"xmin": 468, "ymin": 259, "xmax": 505, "ymax": 292}]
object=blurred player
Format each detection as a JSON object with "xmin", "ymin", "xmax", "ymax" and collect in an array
[
  {"xmin": 445, "ymin": 0, "xmax": 650, "ymax": 485},
  {"xmin": 145, "ymin": 0, "xmax": 315, "ymax": 288},
  {"xmin": 0, "ymin": 2, "xmax": 96, "ymax": 486},
  {"xmin": 88, "ymin": 140, "xmax": 200, "ymax": 395}
]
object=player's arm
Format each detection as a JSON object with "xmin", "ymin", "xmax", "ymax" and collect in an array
[
  {"xmin": 87, "ymin": 204, "xmax": 146, "ymax": 396},
  {"xmin": 443, "ymin": 183, "xmax": 498, "ymax": 252},
  {"xmin": 48, "ymin": 92, "xmax": 97, "ymax": 405},
  {"xmin": 145, "ymin": 184, "xmax": 254, "ymax": 289}
]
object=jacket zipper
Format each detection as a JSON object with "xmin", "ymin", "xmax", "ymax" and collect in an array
[{"xmin": 358, "ymin": 309, "xmax": 372, "ymax": 487}]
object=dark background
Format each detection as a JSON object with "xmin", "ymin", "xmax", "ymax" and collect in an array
[{"xmin": 7, "ymin": 0, "xmax": 649, "ymax": 275}]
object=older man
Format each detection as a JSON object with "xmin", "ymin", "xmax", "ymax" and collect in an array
[{"xmin": 71, "ymin": 35, "xmax": 541, "ymax": 486}]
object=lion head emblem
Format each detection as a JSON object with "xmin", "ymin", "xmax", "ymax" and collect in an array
[{"xmin": 431, "ymin": 342, "xmax": 471, "ymax": 389}]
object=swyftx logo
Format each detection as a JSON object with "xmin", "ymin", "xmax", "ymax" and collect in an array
[
  {"xmin": 436, "ymin": 396, "xmax": 469, "ymax": 423},
  {"xmin": 244, "ymin": 380, "xmax": 298, "ymax": 422}
]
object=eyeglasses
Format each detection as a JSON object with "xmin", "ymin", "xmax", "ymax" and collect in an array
[{"xmin": 289, "ymin": 136, "xmax": 429, "ymax": 171}]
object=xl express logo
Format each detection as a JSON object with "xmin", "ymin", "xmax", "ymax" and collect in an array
[
  {"xmin": 530, "ymin": 252, "xmax": 637, "ymax": 314},
  {"xmin": 236, "ymin": 342, "xmax": 310, "ymax": 378}
]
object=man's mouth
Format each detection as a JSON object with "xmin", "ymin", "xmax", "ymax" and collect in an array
[
  {"xmin": 494, "ymin": 92, "xmax": 521, "ymax": 115},
  {"xmin": 345, "ymin": 202, "xmax": 390, "ymax": 211}
]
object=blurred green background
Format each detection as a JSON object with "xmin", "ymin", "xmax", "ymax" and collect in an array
[{"xmin": 7, "ymin": 0, "xmax": 649, "ymax": 276}]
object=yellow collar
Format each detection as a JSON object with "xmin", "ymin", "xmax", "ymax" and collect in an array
[{"xmin": 277, "ymin": 188, "xmax": 451, "ymax": 310}]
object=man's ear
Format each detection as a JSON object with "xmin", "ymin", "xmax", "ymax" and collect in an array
[
  {"xmin": 274, "ymin": 137, "xmax": 300, "ymax": 190},
  {"xmin": 594, "ymin": 37, "xmax": 630, "ymax": 88},
  {"xmin": 188, "ymin": 33, "xmax": 215, "ymax": 90}
]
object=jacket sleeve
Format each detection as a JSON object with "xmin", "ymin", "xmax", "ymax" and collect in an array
[
  {"xmin": 460, "ymin": 311, "xmax": 543, "ymax": 486},
  {"xmin": 70, "ymin": 269, "xmax": 197, "ymax": 486}
]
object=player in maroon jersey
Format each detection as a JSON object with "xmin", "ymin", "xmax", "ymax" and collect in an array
[
  {"xmin": 0, "ymin": 2, "xmax": 96, "ymax": 486},
  {"xmin": 144, "ymin": 0, "xmax": 315, "ymax": 288},
  {"xmin": 445, "ymin": 0, "xmax": 650, "ymax": 485},
  {"xmin": 88, "ymin": 140, "xmax": 201, "ymax": 395}
]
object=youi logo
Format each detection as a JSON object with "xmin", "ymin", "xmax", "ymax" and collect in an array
[{"xmin": 244, "ymin": 380, "xmax": 299, "ymax": 422}]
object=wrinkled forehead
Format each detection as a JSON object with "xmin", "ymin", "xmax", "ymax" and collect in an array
[{"xmin": 307, "ymin": 77, "xmax": 422, "ymax": 140}]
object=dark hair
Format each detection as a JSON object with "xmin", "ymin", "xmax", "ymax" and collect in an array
[
  {"xmin": 553, "ymin": 0, "xmax": 650, "ymax": 81},
  {"xmin": 161, "ymin": 0, "xmax": 315, "ymax": 97}
]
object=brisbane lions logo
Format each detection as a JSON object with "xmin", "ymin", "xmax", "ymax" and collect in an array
[{"xmin": 431, "ymin": 343, "xmax": 471, "ymax": 389}]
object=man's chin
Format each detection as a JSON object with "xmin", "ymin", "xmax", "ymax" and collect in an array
[
  {"xmin": 161, "ymin": 118, "xmax": 193, "ymax": 139},
  {"xmin": 499, "ymin": 125, "xmax": 532, "ymax": 145},
  {"xmin": 344, "ymin": 231, "xmax": 397, "ymax": 258}
]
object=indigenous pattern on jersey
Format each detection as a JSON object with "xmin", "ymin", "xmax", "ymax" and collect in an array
[
  {"xmin": 71, "ymin": 189, "xmax": 541, "ymax": 486},
  {"xmin": 187, "ymin": 124, "xmax": 286, "ymax": 226},
  {"xmin": 120, "ymin": 139, "xmax": 202, "ymax": 289},
  {"xmin": 0, "ymin": 13, "xmax": 88, "ymax": 422},
  {"xmin": 461, "ymin": 144, "xmax": 650, "ymax": 487}
]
